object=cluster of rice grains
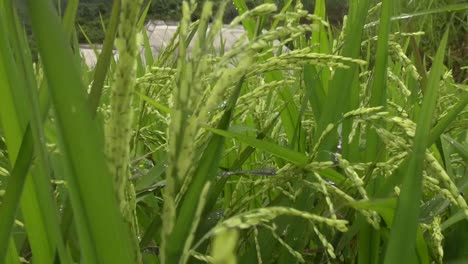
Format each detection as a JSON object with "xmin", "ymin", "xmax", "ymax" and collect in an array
[
  {"xmin": 128, "ymin": 1, "xmax": 465, "ymax": 263},
  {"xmin": 104, "ymin": 0, "xmax": 143, "ymax": 262}
]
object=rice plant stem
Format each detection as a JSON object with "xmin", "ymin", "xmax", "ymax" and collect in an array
[{"xmin": 104, "ymin": 0, "xmax": 143, "ymax": 262}]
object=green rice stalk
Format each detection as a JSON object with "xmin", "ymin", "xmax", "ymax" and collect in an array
[
  {"xmin": 210, "ymin": 228, "xmax": 239, "ymax": 264},
  {"xmin": 384, "ymin": 30, "xmax": 449, "ymax": 264},
  {"xmin": 104, "ymin": 0, "xmax": 143, "ymax": 262},
  {"xmin": 253, "ymin": 226, "xmax": 262, "ymax": 264},
  {"xmin": 212, "ymin": 207, "xmax": 348, "ymax": 234},
  {"xmin": 312, "ymin": 225, "xmax": 336, "ymax": 259},
  {"xmin": 262, "ymin": 223, "xmax": 305, "ymax": 262},
  {"xmin": 190, "ymin": 251, "xmax": 213, "ymax": 263},
  {"xmin": 180, "ymin": 183, "xmax": 211, "ymax": 264},
  {"xmin": 161, "ymin": 3, "xmax": 193, "ymax": 259},
  {"xmin": 88, "ymin": 0, "xmax": 121, "ymax": 115},
  {"xmin": 312, "ymin": 172, "xmax": 337, "ymax": 220},
  {"xmin": 230, "ymin": 3, "xmax": 277, "ymax": 29},
  {"xmin": 389, "ymin": 41, "xmax": 420, "ymax": 82},
  {"xmin": 425, "ymin": 152, "xmax": 468, "ymax": 209}
]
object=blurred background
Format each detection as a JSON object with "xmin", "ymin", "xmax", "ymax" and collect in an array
[{"xmin": 13, "ymin": 0, "xmax": 467, "ymax": 81}]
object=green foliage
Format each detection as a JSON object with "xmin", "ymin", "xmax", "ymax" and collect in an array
[
  {"xmin": 393, "ymin": 0, "xmax": 468, "ymax": 82},
  {"xmin": 76, "ymin": 1, "xmax": 112, "ymax": 43},
  {"xmin": 147, "ymin": 0, "xmax": 349, "ymax": 24},
  {"xmin": 1, "ymin": 0, "xmax": 467, "ymax": 264}
]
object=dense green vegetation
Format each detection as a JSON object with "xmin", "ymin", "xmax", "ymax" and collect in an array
[
  {"xmin": 16, "ymin": 0, "xmax": 467, "ymax": 81},
  {"xmin": 73, "ymin": 0, "xmax": 349, "ymax": 42},
  {"xmin": 1, "ymin": 0, "xmax": 467, "ymax": 263},
  {"xmin": 52, "ymin": 0, "xmax": 468, "ymax": 81}
]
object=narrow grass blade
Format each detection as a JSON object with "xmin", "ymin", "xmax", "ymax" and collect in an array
[
  {"xmin": 441, "ymin": 134, "xmax": 468, "ymax": 161},
  {"xmin": 62, "ymin": 0, "xmax": 78, "ymax": 40},
  {"xmin": 164, "ymin": 76, "xmax": 245, "ymax": 264},
  {"xmin": 137, "ymin": 1, "xmax": 152, "ymax": 29},
  {"xmin": 232, "ymin": 0, "xmax": 256, "ymax": 38},
  {"xmin": 304, "ymin": 66, "xmax": 325, "ymax": 121},
  {"xmin": 275, "ymin": 74, "xmax": 307, "ymax": 152},
  {"xmin": 5, "ymin": 238, "xmax": 19, "ymax": 264},
  {"xmin": 304, "ymin": 0, "xmax": 329, "ymax": 119},
  {"xmin": 429, "ymin": 93, "xmax": 468, "ymax": 144},
  {"xmin": 352, "ymin": 199, "xmax": 430, "ymax": 263},
  {"xmin": 205, "ymin": 111, "xmax": 283, "ymax": 209},
  {"xmin": 87, "ymin": 0, "xmax": 121, "ymax": 116},
  {"xmin": 26, "ymin": 0, "xmax": 138, "ymax": 262},
  {"xmin": 270, "ymin": 0, "xmax": 292, "ymax": 29},
  {"xmin": 0, "ymin": 126, "xmax": 33, "ymax": 262},
  {"xmin": 135, "ymin": 91, "xmax": 171, "ymax": 114},
  {"xmin": 441, "ymin": 209, "xmax": 468, "ymax": 231},
  {"xmin": 0, "ymin": 3, "xmax": 69, "ymax": 262},
  {"xmin": 409, "ymin": 36, "xmax": 428, "ymax": 93},
  {"xmin": 384, "ymin": 30, "xmax": 449, "ymax": 264},
  {"xmin": 139, "ymin": 215, "xmax": 162, "ymax": 249},
  {"xmin": 378, "ymin": 91, "xmax": 467, "ymax": 197},
  {"xmin": 444, "ymin": 221, "xmax": 468, "ymax": 262},
  {"xmin": 366, "ymin": 0, "xmax": 392, "ymax": 161},
  {"xmin": 359, "ymin": 2, "xmax": 392, "ymax": 263},
  {"xmin": 205, "ymin": 127, "xmax": 309, "ymax": 166},
  {"xmin": 315, "ymin": 0, "xmax": 371, "ymax": 161},
  {"xmin": 142, "ymin": 24, "xmax": 154, "ymax": 66},
  {"xmin": 365, "ymin": 3, "xmax": 468, "ymax": 28}
]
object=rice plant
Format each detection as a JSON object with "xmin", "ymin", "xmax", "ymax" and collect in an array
[{"xmin": 0, "ymin": 0, "xmax": 467, "ymax": 263}]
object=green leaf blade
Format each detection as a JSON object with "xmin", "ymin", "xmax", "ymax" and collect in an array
[{"xmin": 384, "ymin": 30, "xmax": 450, "ymax": 264}]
